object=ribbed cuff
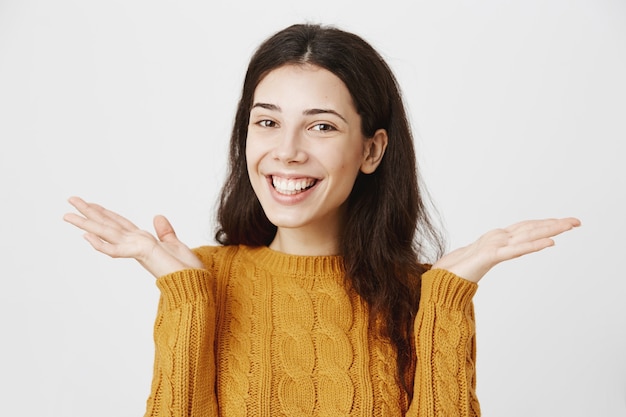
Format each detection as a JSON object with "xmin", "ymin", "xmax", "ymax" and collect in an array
[
  {"xmin": 421, "ymin": 269, "xmax": 478, "ymax": 310},
  {"xmin": 156, "ymin": 269, "xmax": 213, "ymax": 310}
]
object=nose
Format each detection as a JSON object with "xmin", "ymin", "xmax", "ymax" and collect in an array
[{"xmin": 273, "ymin": 129, "xmax": 307, "ymax": 164}]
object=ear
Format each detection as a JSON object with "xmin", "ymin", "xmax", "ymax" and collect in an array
[{"xmin": 360, "ymin": 129, "xmax": 388, "ymax": 174}]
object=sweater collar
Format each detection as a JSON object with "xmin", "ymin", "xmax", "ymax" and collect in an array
[{"xmin": 240, "ymin": 245, "xmax": 345, "ymax": 277}]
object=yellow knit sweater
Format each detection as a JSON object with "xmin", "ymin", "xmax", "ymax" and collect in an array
[{"xmin": 144, "ymin": 245, "xmax": 480, "ymax": 416}]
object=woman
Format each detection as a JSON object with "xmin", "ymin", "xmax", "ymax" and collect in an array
[{"xmin": 64, "ymin": 24, "xmax": 580, "ymax": 416}]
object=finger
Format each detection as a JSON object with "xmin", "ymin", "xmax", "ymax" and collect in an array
[
  {"xmin": 514, "ymin": 217, "xmax": 580, "ymax": 231},
  {"xmin": 64, "ymin": 212, "xmax": 125, "ymax": 244},
  {"xmin": 68, "ymin": 196, "xmax": 104, "ymax": 219},
  {"xmin": 83, "ymin": 232, "xmax": 124, "ymax": 257},
  {"xmin": 505, "ymin": 218, "xmax": 580, "ymax": 244},
  {"xmin": 99, "ymin": 206, "xmax": 139, "ymax": 231},
  {"xmin": 496, "ymin": 237, "xmax": 555, "ymax": 261},
  {"xmin": 154, "ymin": 215, "xmax": 178, "ymax": 243},
  {"xmin": 63, "ymin": 211, "xmax": 87, "ymax": 229},
  {"xmin": 67, "ymin": 196, "xmax": 138, "ymax": 231},
  {"xmin": 67, "ymin": 197, "xmax": 115, "ymax": 229}
]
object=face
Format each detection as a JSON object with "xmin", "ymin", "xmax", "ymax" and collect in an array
[{"xmin": 245, "ymin": 64, "xmax": 382, "ymax": 244}]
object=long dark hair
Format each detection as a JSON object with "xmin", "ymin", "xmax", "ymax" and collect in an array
[{"xmin": 215, "ymin": 23, "xmax": 445, "ymax": 399}]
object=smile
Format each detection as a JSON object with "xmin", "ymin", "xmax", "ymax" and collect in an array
[{"xmin": 271, "ymin": 176, "xmax": 318, "ymax": 195}]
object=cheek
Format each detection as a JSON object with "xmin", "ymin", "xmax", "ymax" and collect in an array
[
  {"xmin": 245, "ymin": 147, "xmax": 260, "ymax": 189},
  {"xmin": 245, "ymin": 139, "xmax": 270, "ymax": 194},
  {"xmin": 245, "ymin": 139, "xmax": 261, "ymax": 170},
  {"xmin": 334, "ymin": 146, "xmax": 364, "ymax": 174}
]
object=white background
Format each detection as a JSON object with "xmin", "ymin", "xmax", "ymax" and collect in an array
[{"xmin": 1, "ymin": 0, "xmax": 625, "ymax": 416}]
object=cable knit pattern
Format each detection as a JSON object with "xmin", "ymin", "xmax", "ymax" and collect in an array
[
  {"xmin": 315, "ymin": 272, "xmax": 355, "ymax": 416},
  {"xmin": 146, "ymin": 269, "xmax": 218, "ymax": 417},
  {"xmin": 218, "ymin": 259, "xmax": 254, "ymax": 416},
  {"xmin": 370, "ymin": 327, "xmax": 406, "ymax": 416},
  {"xmin": 406, "ymin": 269, "xmax": 480, "ymax": 417},
  {"xmin": 274, "ymin": 268, "xmax": 316, "ymax": 415},
  {"xmin": 144, "ymin": 246, "xmax": 480, "ymax": 417},
  {"xmin": 433, "ymin": 310, "xmax": 463, "ymax": 417}
]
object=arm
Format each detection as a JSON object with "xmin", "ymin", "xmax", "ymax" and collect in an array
[
  {"xmin": 145, "ymin": 269, "xmax": 218, "ymax": 417},
  {"xmin": 63, "ymin": 196, "xmax": 216, "ymax": 415},
  {"xmin": 406, "ymin": 269, "xmax": 480, "ymax": 417},
  {"xmin": 407, "ymin": 217, "xmax": 580, "ymax": 416}
]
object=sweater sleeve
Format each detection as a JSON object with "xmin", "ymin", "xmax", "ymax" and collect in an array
[
  {"xmin": 144, "ymin": 269, "xmax": 218, "ymax": 417},
  {"xmin": 406, "ymin": 269, "xmax": 481, "ymax": 417}
]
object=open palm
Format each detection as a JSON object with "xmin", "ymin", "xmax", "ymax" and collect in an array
[
  {"xmin": 63, "ymin": 196, "xmax": 203, "ymax": 278},
  {"xmin": 433, "ymin": 217, "xmax": 581, "ymax": 283}
]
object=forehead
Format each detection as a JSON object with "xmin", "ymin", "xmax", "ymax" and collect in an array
[{"xmin": 253, "ymin": 64, "xmax": 356, "ymax": 112}]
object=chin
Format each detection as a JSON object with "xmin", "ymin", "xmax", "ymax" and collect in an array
[{"xmin": 264, "ymin": 214, "xmax": 307, "ymax": 229}]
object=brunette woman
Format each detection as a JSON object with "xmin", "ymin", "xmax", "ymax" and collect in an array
[{"xmin": 64, "ymin": 23, "xmax": 580, "ymax": 417}]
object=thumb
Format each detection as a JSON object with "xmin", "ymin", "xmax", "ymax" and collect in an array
[{"xmin": 153, "ymin": 215, "xmax": 178, "ymax": 243}]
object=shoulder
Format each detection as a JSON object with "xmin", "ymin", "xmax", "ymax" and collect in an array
[{"xmin": 192, "ymin": 245, "xmax": 243, "ymax": 271}]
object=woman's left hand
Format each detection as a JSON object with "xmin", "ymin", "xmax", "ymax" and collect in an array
[{"xmin": 432, "ymin": 217, "xmax": 581, "ymax": 283}]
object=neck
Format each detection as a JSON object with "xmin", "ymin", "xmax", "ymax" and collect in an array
[{"xmin": 269, "ymin": 226, "xmax": 340, "ymax": 256}]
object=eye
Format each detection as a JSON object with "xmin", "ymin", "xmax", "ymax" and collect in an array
[
  {"xmin": 257, "ymin": 119, "xmax": 277, "ymax": 128},
  {"xmin": 310, "ymin": 123, "xmax": 336, "ymax": 132}
]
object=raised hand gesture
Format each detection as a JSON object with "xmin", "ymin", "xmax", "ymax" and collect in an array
[
  {"xmin": 63, "ymin": 196, "xmax": 204, "ymax": 278},
  {"xmin": 433, "ymin": 217, "xmax": 581, "ymax": 283}
]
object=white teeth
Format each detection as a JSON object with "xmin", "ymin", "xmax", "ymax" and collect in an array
[{"xmin": 272, "ymin": 177, "xmax": 316, "ymax": 195}]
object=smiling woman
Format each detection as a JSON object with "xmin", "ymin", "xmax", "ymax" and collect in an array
[
  {"xmin": 63, "ymin": 23, "xmax": 580, "ymax": 417},
  {"xmin": 246, "ymin": 64, "xmax": 388, "ymax": 255}
]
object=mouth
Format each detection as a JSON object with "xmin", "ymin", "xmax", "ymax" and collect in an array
[{"xmin": 271, "ymin": 176, "xmax": 318, "ymax": 196}]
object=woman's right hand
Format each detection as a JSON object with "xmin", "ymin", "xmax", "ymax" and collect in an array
[{"xmin": 63, "ymin": 196, "xmax": 204, "ymax": 278}]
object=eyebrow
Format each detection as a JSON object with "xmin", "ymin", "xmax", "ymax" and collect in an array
[{"xmin": 251, "ymin": 102, "xmax": 348, "ymax": 123}]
